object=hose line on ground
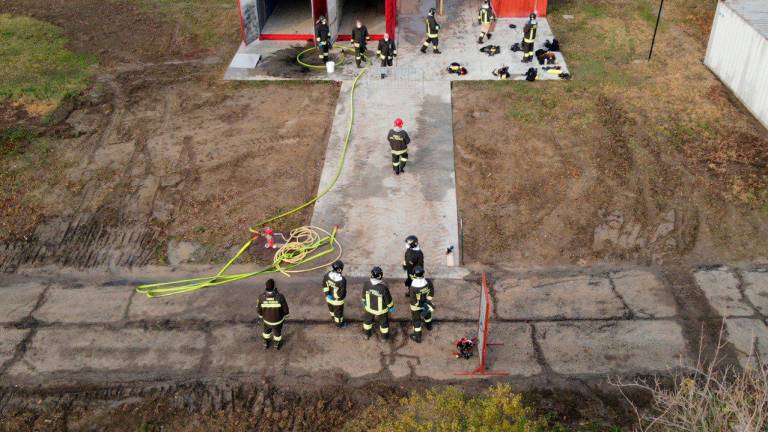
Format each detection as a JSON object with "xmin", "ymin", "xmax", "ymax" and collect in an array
[{"xmin": 136, "ymin": 45, "xmax": 369, "ymax": 298}]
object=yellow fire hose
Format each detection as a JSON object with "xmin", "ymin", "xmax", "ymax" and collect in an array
[{"xmin": 136, "ymin": 44, "xmax": 369, "ymax": 298}]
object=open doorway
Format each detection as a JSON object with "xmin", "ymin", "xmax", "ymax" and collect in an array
[
  {"xmin": 337, "ymin": 0, "xmax": 386, "ymax": 37},
  {"xmin": 259, "ymin": 0, "xmax": 316, "ymax": 37}
]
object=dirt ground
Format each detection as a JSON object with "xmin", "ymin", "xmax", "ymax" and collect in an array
[
  {"xmin": 454, "ymin": 0, "xmax": 768, "ymax": 267},
  {"xmin": 0, "ymin": 1, "xmax": 339, "ymax": 269}
]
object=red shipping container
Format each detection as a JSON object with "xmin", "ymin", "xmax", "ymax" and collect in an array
[{"xmin": 492, "ymin": 0, "xmax": 547, "ymax": 17}]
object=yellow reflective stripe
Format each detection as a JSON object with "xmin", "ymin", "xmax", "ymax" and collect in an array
[
  {"xmin": 410, "ymin": 304, "xmax": 422, "ymax": 311},
  {"xmin": 391, "ymin": 149, "xmax": 407, "ymax": 155},
  {"xmin": 365, "ymin": 306, "xmax": 388, "ymax": 315},
  {"xmin": 326, "ymin": 298, "xmax": 345, "ymax": 306},
  {"xmin": 263, "ymin": 317, "xmax": 285, "ymax": 325},
  {"xmin": 380, "ymin": 326, "xmax": 389, "ymax": 333},
  {"xmin": 363, "ymin": 322, "xmax": 373, "ymax": 330},
  {"xmin": 261, "ymin": 303, "xmax": 282, "ymax": 308},
  {"xmin": 273, "ymin": 335, "xmax": 283, "ymax": 341}
]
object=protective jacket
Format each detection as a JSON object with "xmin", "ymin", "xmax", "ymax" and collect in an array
[
  {"xmin": 377, "ymin": 38, "xmax": 397, "ymax": 59},
  {"xmin": 388, "ymin": 128, "xmax": 411, "ymax": 152},
  {"xmin": 408, "ymin": 277, "xmax": 435, "ymax": 311},
  {"xmin": 315, "ymin": 22, "xmax": 330, "ymax": 44},
  {"xmin": 362, "ymin": 279, "xmax": 393, "ymax": 315},
  {"xmin": 257, "ymin": 290, "xmax": 290, "ymax": 325},
  {"xmin": 523, "ymin": 21, "xmax": 538, "ymax": 43},
  {"xmin": 322, "ymin": 271, "xmax": 347, "ymax": 306},
  {"xmin": 352, "ymin": 26, "xmax": 370, "ymax": 45},
  {"xmin": 478, "ymin": 7, "xmax": 496, "ymax": 24},
  {"xmin": 403, "ymin": 248, "xmax": 424, "ymax": 276},
  {"xmin": 425, "ymin": 16, "xmax": 440, "ymax": 37}
]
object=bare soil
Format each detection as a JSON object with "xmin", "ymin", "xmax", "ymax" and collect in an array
[{"xmin": 454, "ymin": 0, "xmax": 768, "ymax": 267}]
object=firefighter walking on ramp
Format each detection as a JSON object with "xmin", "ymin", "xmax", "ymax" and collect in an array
[
  {"xmin": 477, "ymin": 0, "xmax": 497, "ymax": 44},
  {"xmin": 420, "ymin": 8, "xmax": 442, "ymax": 54},
  {"xmin": 352, "ymin": 19, "xmax": 370, "ymax": 68},
  {"xmin": 322, "ymin": 260, "xmax": 347, "ymax": 327},
  {"xmin": 388, "ymin": 118, "xmax": 411, "ymax": 175},
  {"xmin": 315, "ymin": 15, "xmax": 331, "ymax": 62},
  {"xmin": 521, "ymin": 12, "xmax": 538, "ymax": 63},
  {"xmin": 408, "ymin": 266, "xmax": 435, "ymax": 343},
  {"xmin": 257, "ymin": 279, "xmax": 290, "ymax": 350},
  {"xmin": 377, "ymin": 32, "xmax": 397, "ymax": 79},
  {"xmin": 403, "ymin": 235, "xmax": 424, "ymax": 297},
  {"xmin": 362, "ymin": 267, "xmax": 394, "ymax": 340}
]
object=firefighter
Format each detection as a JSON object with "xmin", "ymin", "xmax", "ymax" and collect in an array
[
  {"xmin": 420, "ymin": 8, "xmax": 442, "ymax": 54},
  {"xmin": 362, "ymin": 266, "xmax": 394, "ymax": 340},
  {"xmin": 256, "ymin": 279, "xmax": 290, "ymax": 350},
  {"xmin": 403, "ymin": 235, "xmax": 424, "ymax": 297},
  {"xmin": 376, "ymin": 32, "xmax": 397, "ymax": 79},
  {"xmin": 477, "ymin": 0, "xmax": 497, "ymax": 44},
  {"xmin": 351, "ymin": 19, "xmax": 370, "ymax": 68},
  {"xmin": 408, "ymin": 266, "xmax": 434, "ymax": 343},
  {"xmin": 388, "ymin": 117, "xmax": 411, "ymax": 175},
  {"xmin": 315, "ymin": 15, "xmax": 331, "ymax": 62},
  {"xmin": 521, "ymin": 12, "xmax": 538, "ymax": 63},
  {"xmin": 322, "ymin": 260, "xmax": 347, "ymax": 327}
]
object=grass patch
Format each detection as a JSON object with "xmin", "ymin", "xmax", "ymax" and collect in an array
[
  {"xmin": 0, "ymin": 14, "xmax": 95, "ymax": 110},
  {"xmin": 135, "ymin": 0, "xmax": 239, "ymax": 47}
]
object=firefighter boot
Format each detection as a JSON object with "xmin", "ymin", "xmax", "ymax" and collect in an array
[
  {"xmin": 487, "ymin": 33, "xmax": 493, "ymax": 40},
  {"xmin": 433, "ymin": 48, "xmax": 442, "ymax": 54},
  {"xmin": 364, "ymin": 329, "xmax": 372, "ymax": 340},
  {"xmin": 382, "ymin": 332, "xmax": 390, "ymax": 341},
  {"xmin": 409, "ymin": 332, "xmax": 422, "ymax": 343},
  {"xmin": 425, "ymin": 322, "xmax": 433, "ymax": 331},
  {"xmin": 263, "ymin": 338, "xmax": 271, "ymax": 350},
  {"xmin": 356, "ymin": 58, "xmax": 361, "ymax": 68},
  {"xmin": 275, "ymin": 340, "xmax": 283, "ymax": 350},
  {"xmin": 478, "ymin": 35, "xmax": 484, "ymax": 44},
  {"xmin": 420, "ymin": 45, "xmax": 427, "ymax": 54}
]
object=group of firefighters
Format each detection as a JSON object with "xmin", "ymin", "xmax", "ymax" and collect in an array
[
  {"xmin": 256, "ymin": 235, "xmax": 433, "ymax": 350},
  {"xmin": 313, "ymin": 1, "xmax": 540, "ymax": 77}
]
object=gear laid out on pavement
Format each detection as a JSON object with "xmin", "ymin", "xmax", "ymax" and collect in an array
[{"xmin": 447, "ymin": 62, "xmax": 468, "ymax": 75}]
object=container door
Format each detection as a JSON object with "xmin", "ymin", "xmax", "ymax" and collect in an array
[{"xmin": 327, "ymin": 0, "xmax": 340, "ymax": 42}]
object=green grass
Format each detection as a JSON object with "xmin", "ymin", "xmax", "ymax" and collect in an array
[{"xmin": 0, "ymin": 14, "xmax": 95, "ymax": 106}]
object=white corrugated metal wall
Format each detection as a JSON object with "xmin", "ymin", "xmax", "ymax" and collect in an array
[{"xmin": 704, "ymin": 1, "xmax": 768, "ymax": 130}]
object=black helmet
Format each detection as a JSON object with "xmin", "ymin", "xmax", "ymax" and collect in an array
[
  {"xmin": 265, "ymin": 278, "xmax": 276, "ymax": 292},
  {"xmin": 370, "ymin": 266, "xmax": 383, "ymax": 280},
  {"xmin": 319, "ymin": 15, "xmax": 327, "ymax": 23},
  {"xmin": 413, "ymin": 266, "xmax": 424, "ymax": 278},
  {"xmin": 332, "ymin": 260, "xmax": 344, "ymax": 273},
  {"xmin": 529, "ymin": 12, "xmax": 537, "ymax": 20},
  {"xmin": 405, "ymin": 235, "xmax": 419, "ymax": 248},
  {"xmin": 428, "ymin": 8, "xmax": 436, "ymax": 16}
]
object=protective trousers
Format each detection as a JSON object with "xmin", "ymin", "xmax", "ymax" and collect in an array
[
  {"xmin": 391, "ymin": 149, "xmax": 408, "ymax": 172},
  {"xmin": 422, "ymin": 36, "xmax": 439, "ymax": 52},
  {"xmin": 327, "ymin": 302, "xmax": 344, "ymax": 324},
  {"xmin": 411, "ymin": 308, "xmax": 433, "ymax": 333},
  {"xmin": 363, "ymin": 311, "xmax": 389, "ymax": 335},
  {"xmin": 262, "ymin": 320, "xmax": 284, "ymax": 342},
  {"xmin": 480, "ymin": 21, "xmax": 496, "ymax": 41},
  {"xmin": 319, "ymin": 41, "xmax": 330, "ymax": 61},
  {"xmin": 355, "ymin": 43, "xmax": 367, "ymax": 66}
]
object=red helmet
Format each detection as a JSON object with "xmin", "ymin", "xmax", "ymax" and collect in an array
[{"xmin": 394, "ymin": 118, "xmax": 404, "ymax": 128}]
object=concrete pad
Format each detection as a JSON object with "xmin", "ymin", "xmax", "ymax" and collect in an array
[
  {"xmin": 287, "ymin": 324, "xmax": 387, "ymax": 378},
  {"xmin": 0, "ymin": 328, "xmax": 28, "ymax": 367},
  {"xmin": 742, "ymin": 271, "xmax": 768, "ymax": 316},
  {"xmin": 6, "ymin": 327, "xmax": 206, "ymax": 384},
  {"xmin": 494, "ymin": 275, "xmax": 627, "ymax": 320},
  {"xmin": 536, "ymin": 321, "xmax": 689, "ymax": 375},
  {"xmin": 694, "ymin": 267, "xmax": 755, "ymax": 317},
  {"xmin": 0, "ymin": 282, "xmax": 47, "ymax": 324},
  {"xmin": 311, "ymin": 80, "xmax": 460, "ymax": 271},
  {"xmin": 34, "ymin": 285, "xmax": 132, "ymax": 323},
  {"xmin": 484, "ymin": 323, "xmax": 541, "ymax": 377},
  {"xmin": 611, "ymin": 270, "xmax": 678, "ymax": 318},
  {"xmin": 724, "ymin": 318, "xmax": 768, "ymax": 368}
]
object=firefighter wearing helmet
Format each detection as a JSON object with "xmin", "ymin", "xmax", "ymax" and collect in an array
[
  {"xmin": 256, "ymin": 279, "xmax": 290, "ymax": 350},
  {"xmin": 361, "ymin": 266, "xmax": 394, "ymax": 340},
  {"xmin": 403, "ymin": 235, "xmax": 424, "ymax": 296},
  {"xmin": 420, "ymin": 8, "xmax": 442, "ymax": 54},
  {"xmin": 522, "ymin": 12, "xmax": 538, "ymax": 63},
  {"xmin": 315, "ymin": 15, "xmax": 331, "ymax": 62},
  {"xmin": 408, "ymin": 266, "xmax": 435, "ymax": 343},
  {"xmin": 322, "ymin": 260, "xmax": 347, "ymax": 327},
  {"xmin": 477, "ymin": 0, "xmax": 497, "ymax": 44},
  {"xmin": 387, "ymin": 118, "xmax": 411, "ymax": 175}
]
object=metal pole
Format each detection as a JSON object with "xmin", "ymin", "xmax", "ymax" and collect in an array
[{"xmin": 648, "ymin": 0, "xmax": 665, "ymax": 60}]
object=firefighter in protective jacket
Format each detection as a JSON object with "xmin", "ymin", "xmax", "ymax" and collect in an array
[
  {"xmin": 477, "ymin": 0, "xmax": 497, "ymax": 44},
  {"xmin": 408, "ymin": 266, "xmax": 434, "ymax": 343},
  {"xmin": 351, "ymin": 20, "xmax": 370, "ymax": 68},
  {"xmin": 420, "ymin": 8, "xmax": 442, "ymax": 54},
  {"xmin": 403, "ymin": 235, "xmax": 424, "ymax": 296},
  {"xmin": 388, "ymin": 118, "xmax": 411, "ymax": 175},
  {"xmin": 377, "ymin": 33, "xmax": 397, "ymax": 79},
  {"xmin": 322, "ymin": 260, "xmax": 347, "ymax": 327},
  {"xmin": 362, "ymin": 266, "xmax": 394, "ymax": 340},
  {"xmin": 256, "ymin": 279, "xmax": 290, "ymax": 350},
  {"xmin": 522, "ymin": 13, "xmax": 538, "ymax": 63},
  {"xmin": 315, "ymin": 16, "xmax": 331, "ymax": 62}
]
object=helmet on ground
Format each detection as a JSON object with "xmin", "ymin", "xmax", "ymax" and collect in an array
[
  {"xmin": 428, "ymin": 8, "xmax": 436, "ymax": 16},
  {"xmin": 413, "ymin": 266, "xmax": 425, "ymax": 278},
  {"xmin": 405, "ymin": 235, "xmax": 419, "ymax": 248},
  {"xmin": 371, "ymin": 266, "xmax": 383, "ymax": 280},
  {"xmin": 265, "ymin": 278, "xmax": 276, "ymax": 292},
  {"xmin": 394, "ymin": 118, "xmax": 404, "ymax": 128},
  {"xmin": 332, "ymin": 260, "xmax": 344, "ymax": 273}
]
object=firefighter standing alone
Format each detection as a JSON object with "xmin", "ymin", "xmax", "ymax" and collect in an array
[
  {"xmin": 388, "ymin": 118, "xmax": 411, "ymax": 175},
  {"xmin": 351, "ymin": 20, "xmax": 370, "ymax": 68},
  {"xmin": 477, "ymin": 0, "xmax": 497, "ymax": 44},
  {"xmin": 376, "ymin": 32, "xmax": 397, "ymax": 79},
  {"xmin": 315, "ymin": 15, "xmax": 331, "ymax": 63},
  {"xmin": 362, "ymin": 266, "xmax": 394, "ymax": 340},
  {"xmin": 322, "ymin": 260, "xmax": 347, "ymax": 327},
  {"xmin": 408, "ymin": 266, "xmax": 434, "ymax": 343},
  {"xmin": 521, "ymin": 12, "xmax": 538, "ymax": 63},
  {"xmin": 420, "ymin": 8, "xmax": 442, "ymax": 54},
  {"xmin": 403, "ymin": 235, "xmax": 424, "ymax": 297},
  {"xmin": 257, "ymin": 279, "xmax": 290, "ymax": 350}
]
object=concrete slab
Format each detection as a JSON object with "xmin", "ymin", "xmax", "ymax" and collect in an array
[
  {"xmin": 724, "ymin": 318, "xmax": 768, "ymax": 368},
  {"xmin": 310, "ymin": 79, "xmax": 461, "ymax": 271},
  {"xmin": 536, "ymin": 321, "xmax": 689, "ymax": 375},
  {"xmin": 0, "ymin": 282, "xmax": 47, "ymax": 324},
  {"xmin": 484, "ymin": 323, "xmax": 541, "ymax": 377},
  {"xmin": 6, "ymin": 327, "xmax": 206, "ymax": 384},
  {"xmin": 34, "ymin": 285, "xmax": 132, "ymax": 324},
  {"xmin": 494, "ymin": 275, "xmax": 627, "ymax": 320},
  {"xmin": 0, "ymin": 327, "xmax": 28, "ymax": 367},
  {"xmin": 261, "ymin": 0, "xmax": 314, "ymax": 35},
  {"xmin": 611, "ymin": 270, "xmax": 678, "ymax": 318},
  {"xmin": 742, "ymin": 270, "xmax": 768, "ymax": 316},
  {"xmin": 694, "ymin": 267, "xmax": 755, "ymax": 317}
]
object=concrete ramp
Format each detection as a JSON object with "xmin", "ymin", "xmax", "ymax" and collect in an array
[{"xmin": 311, "ymin": 75, "xmax": 462, "ymax": 277}]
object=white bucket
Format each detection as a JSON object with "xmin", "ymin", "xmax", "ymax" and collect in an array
[{"xmin": 326, "ymin": 61, "xmax": 335, "ymax": 74}]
